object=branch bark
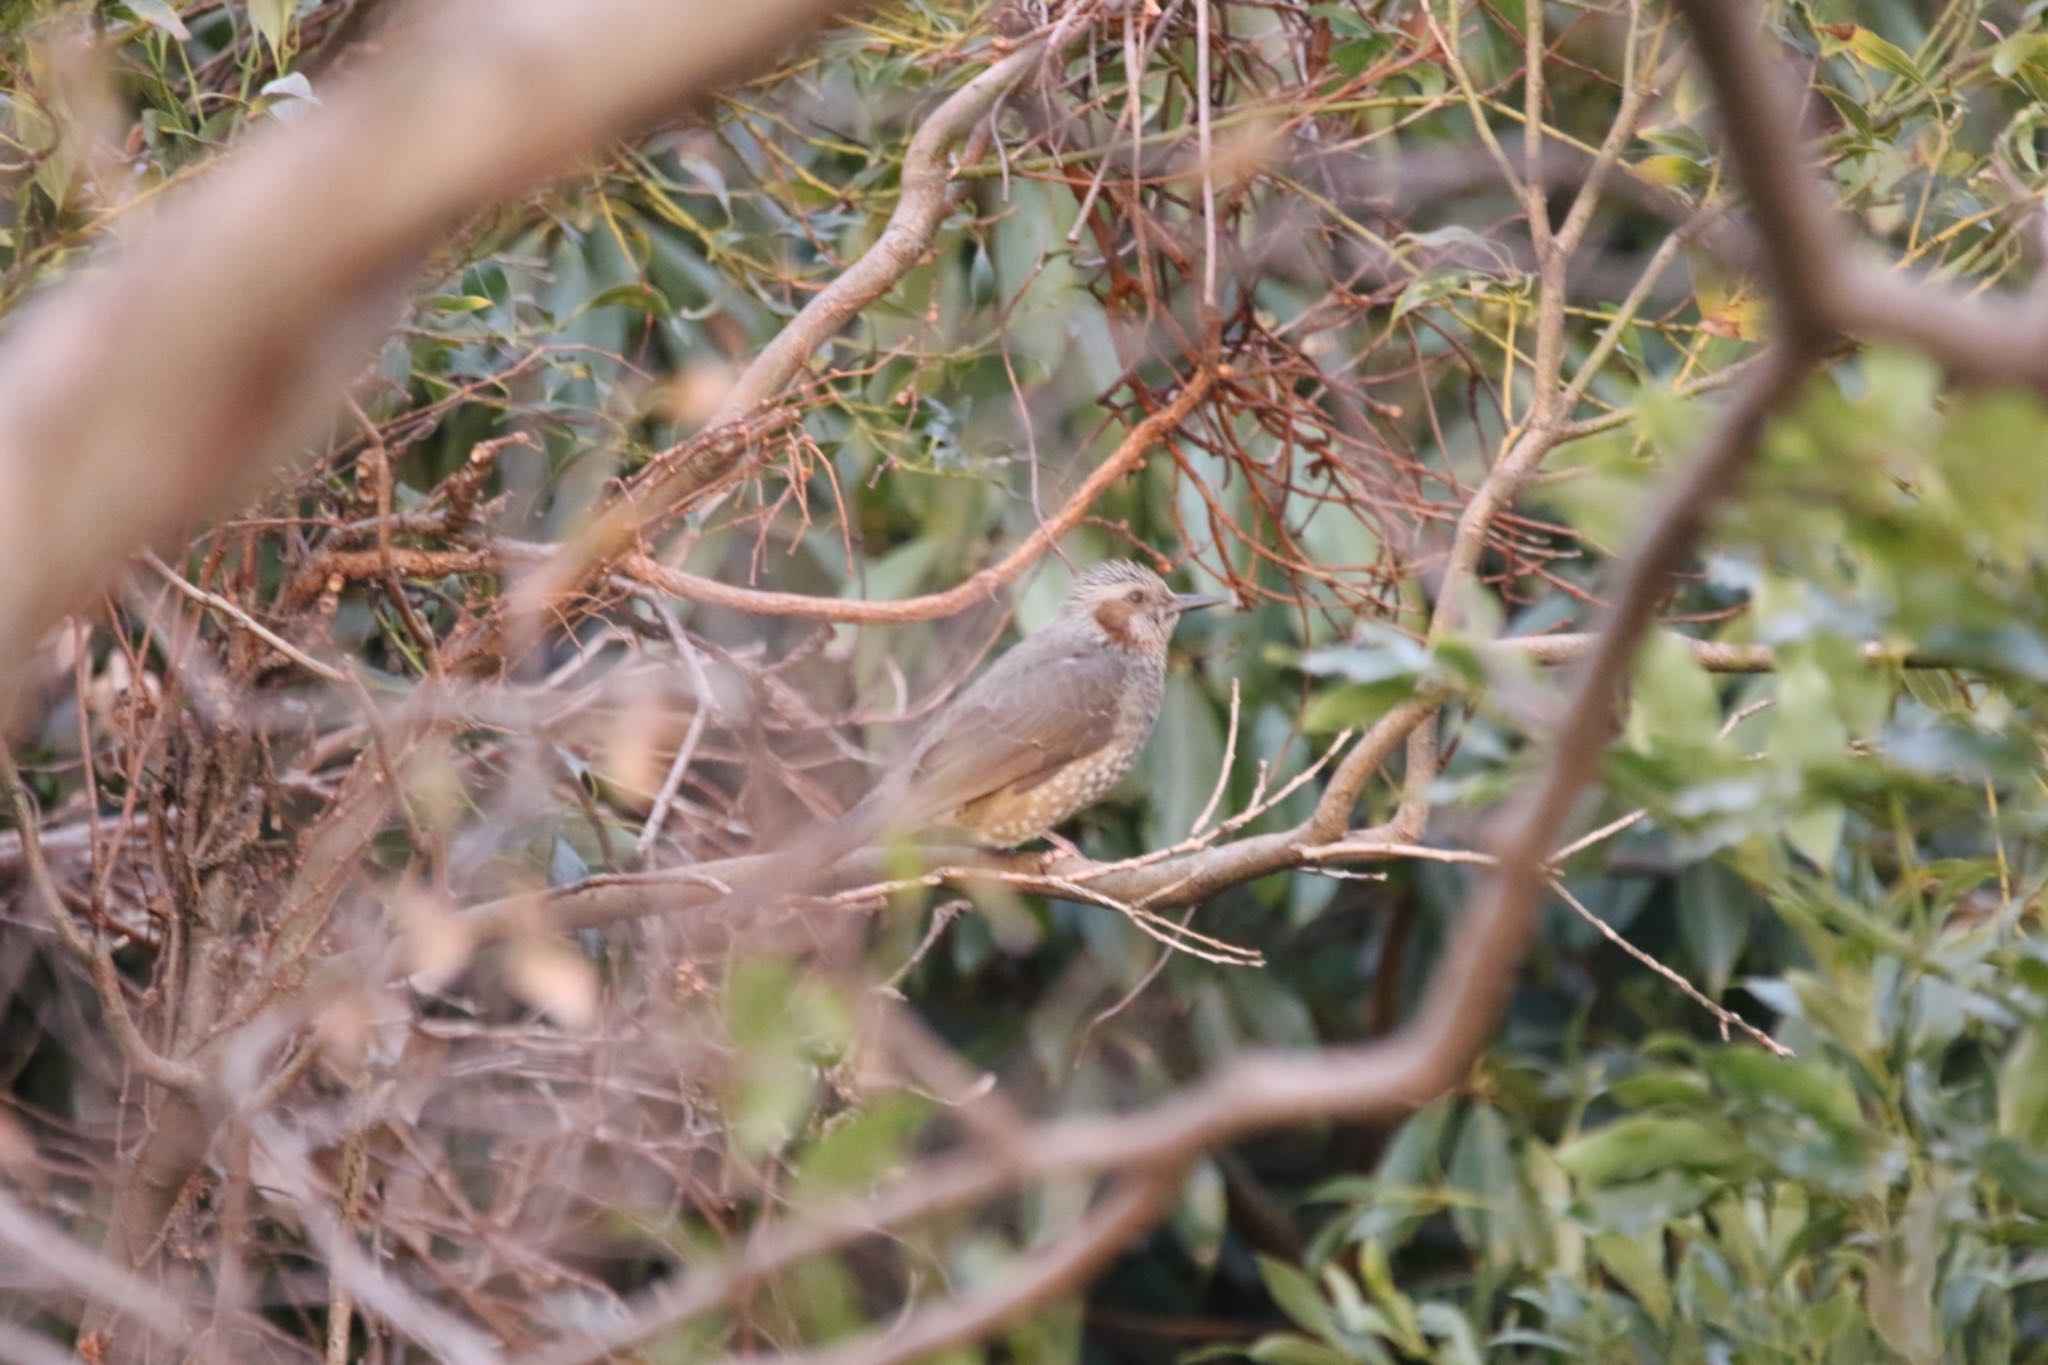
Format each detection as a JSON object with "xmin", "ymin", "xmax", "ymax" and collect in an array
[
  {"xmin": 519, "ymin": 32, "xmax": 1076, "ymax": 604},
  {"xmin": 526, "ymin": 338, "xmax": 1825, "ymax": 1365},
  {"xmin": 0, "ymin": 0, "xmax": 866, "ymax": 1345},
  {"xmin": 521, "ymin": 5, "xmax": 1865, "ymax": 1358},
  {"xmin": 0, "ymin": 0, "xmax": 855, "ymax": 697},
  {"xmin": 620, "ymin": 371, "xmax": 1216, "ymax": 622}
]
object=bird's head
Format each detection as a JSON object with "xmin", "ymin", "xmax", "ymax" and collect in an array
[{"xmin": 1060, "ymin": 559, "xmax": 1225, "ymax": 653}]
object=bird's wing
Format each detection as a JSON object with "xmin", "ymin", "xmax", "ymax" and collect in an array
[{"xmin": 888, "ymin": 636, "xmax": 1128, "ymax": 828}]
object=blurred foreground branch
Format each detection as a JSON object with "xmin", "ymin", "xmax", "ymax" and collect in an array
[{"xmin": 0, "ymin": 0, "xmax": 853, "ymax": 697}]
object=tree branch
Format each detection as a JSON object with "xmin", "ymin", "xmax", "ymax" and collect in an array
[
  {"xmin": 0, "ymin": 0, "xmax": 855, "ymax": 694},
  {"xmin": 523, "ymin": 7, "xmax": 1860, "ymax": 1357},
  {"xmin": 620, "ymin": 370, "xmax": 1216, "ymax": 622},
  {"xmin": 0, "ymin": 742, "xmax": 206, "ymax": 1094}
]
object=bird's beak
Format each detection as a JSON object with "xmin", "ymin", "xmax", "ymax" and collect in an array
[{"xmin": 1170, "ymin": 592, "xmax": 1228, "ymax": 615}]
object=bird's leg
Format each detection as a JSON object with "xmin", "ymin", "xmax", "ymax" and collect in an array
[{"xmin": 1038, "ymin": 830, "xmax": 1085, "ymax": 864}]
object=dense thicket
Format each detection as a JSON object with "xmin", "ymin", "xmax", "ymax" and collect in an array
[{"xmin": 4, "ymin": 1, "xmax": 2048, "ymax": 1361}]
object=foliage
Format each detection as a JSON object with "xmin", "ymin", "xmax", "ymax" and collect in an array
[{"xmin": 2, "ymin": 0, "xmax": 2048, "ymax": 1361}]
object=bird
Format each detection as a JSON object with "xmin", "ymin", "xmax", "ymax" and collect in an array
[
  {"xmin": 845, "ymin": 558, "xmax": 1225, "ymax": 849},
  {"xmin": 711, "ymin": 560, "xmax": 1222, "ymax": 920}
]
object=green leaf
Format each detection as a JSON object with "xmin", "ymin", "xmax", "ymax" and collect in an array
[
  {"xmin": 1303, "ymin": 681, "xmax": 1414, "ymax": 733},
  {"xmin": 250, "ymin": 0, "xmax": 293, "ymax": 54},
  {"xmin": 1936, "ymin": 389, "xmax": 2048, "ymax": 564},
  {"xmin": 1678, "ymin": 862, "xmax": 1752, "ymax": 996},
  {"xmin": 1244, "ymin": 1336, "xmax": 1363, "ymax": 1365},
  {"xmin": 546, "ymin": 836, "xmax": 587, "ymax": 887},
  {"xmin": 1626, "ymin": 630, "xmax": 1721, "ymax": 752},
  {"xmin": 1556, "ymin": 1116, "xmax": 1745, "ymax": 1185},
  {"xmin": 579, "ymin": 281, "xmax": 664, "ymax": 315},
  {"xmin": 731, "ymin": 1048, "xmax": 812, "ymax": 1160},
  {"xmin": 1999, "ymin": 1020, "xmax": 2048, "ymax": 1144},
  {"xmin": 1448, "ymin": 1105, "xmax": 1525, "ymax": 1266},
  {"xmin": 796, "ymin": 1095, "xmax": 927, "ymax": 1194},
  {"xmin": 1415, "ymin": 1303, "xmax": 1485, "ymax": 1365},
  {"xmin": 1768, "ymin": 659, "xmax": 1850, "ymax": 868},
  {"xmin": 1841, "ymin": 26, "xmax": 1926, "ymax": 87},
  {"xmin": 1981, "ymin": 1138, "xmax": 2048, "ymax": 1215},
  {"xmin": 1356, "ymin": 1239, "xmax": 1425, "ymax": 1353},
  {"xmin": 1330, "ymin": 35, "xmax": 1393, "ymax": 79},
  {"xmin": 1782, "ymin": 803, "xmax": 1845, "ymax": 874},
  {"xmin": 1706, "ymin": 1050, "xmax": 1864, "ymax": 1134},
  {"xmin": 1857, "ymin": 347, "xmax": 1941, "ymax": 438},
  {"xmin": 1607, "ymin": 1070, "xmax": 1715, "ymax": 1110},
  {"xmin": 1257, "ymin": 1256, "xmax": 1343, "ymax": 1348},
  {"xmin": 1299, "ymin": 628, "xmax": 1432, "ymax": 686},
  {"xmin": 1307, "ymin": 1, "xmax": 1372, "ymax": 36},
  {"xmin": 786, "ymin": 1256, "xmax": 862, "ymax": 1338},
  {"xmin": 1591, "ymin": 1230, "xmax": 1673, "ymax": 1326},
  {"xmin": 1175, "ymin": 1160, "xmax": 1228, "ymax": 1271},
  {"xmin": 1147, "ymin": 671, "xmax": 1226, "ymax": 849},
  {"xmin": 1390, "ymin": 267, "xmax": 1480, "ymax": 321},
  {"xmin": 123, "ymin": 0, "xmax": 190, "ymax": 39},
  {"xmin": 725, "ymin": 959, "xmax": 822, "ymax": 1159},
  {"xmin": 1535, "ymin": 429, "xmax": 1654, "ymax": 553},
  {"xmin": 257, "ymin": 73, "xmax": 319, "ymax": 121},
  {"xmin": 1993, "ymin": 32, "xmax": 2048, "ymax": 78},
  {"xmin": 1376, "ymin": 1101, "xmax": 1451, "ymax": 1188}
]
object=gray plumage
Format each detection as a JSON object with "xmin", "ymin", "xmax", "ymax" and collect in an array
[
  {"xmin": 849, "ymin": 559, "xmax": 1219, "ymax": 847},
  {"xmin": 714, "ymin": 560, "xmax": 1221, "ymax": 918}
]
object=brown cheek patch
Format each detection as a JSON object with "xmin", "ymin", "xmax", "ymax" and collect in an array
[{"xmin": 1093, "ymin": 599, "xmax": 1135, "ymax": 643}]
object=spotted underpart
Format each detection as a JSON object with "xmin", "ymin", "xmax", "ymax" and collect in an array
[
  {"xmin": 847, "ymin": 559, "xmax": 1212, "ymax": 849},
  {"xmin": 951, "ymin": 653, "xmax": 1161, "ymax": 845}
]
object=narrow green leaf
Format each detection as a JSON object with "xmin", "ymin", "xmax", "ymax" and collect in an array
[
  {"xmin": 124, "ymin": 0, "xmax": 191, "ymax": 39},
  {"xmin": 250, "ymin": 0, "xmax": 293, "ymax": 54},
  {"xmin": 1257, "ymin": 1256, "xmax": 1343, "ymax": 1348},
  {"xmin": 1843, "ymin": 26, "xmax": 1926, "ymax": 86},
  {"xmin": 1556, "ymin": 1116, "xmax": 1744, "ymax": 1185},
  {"xmin": 1626, "ymin": 629, "xmax": 1721, "ymax": 751}
]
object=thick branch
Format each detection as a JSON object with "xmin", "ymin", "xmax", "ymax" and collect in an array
[
  {"xmin": 769, "ymin": 1172, "xmax": 1180, "ymax": 1365},
  {"xmin": 0, "ymin": 1186, "xmax": 199, "ymax": 1347},
  {"xmin": 0, "ymin": 0, "xmax": 853, "ymax": 688},
  {"xmin": 525, "ymin": 9, "xmax": 1851, "ymax": 1354},
  {"xmin": 524, "ymin": 346, "xmax": 1824, "ymax": 1365},
  {"xmin": 1394, "ymin": 347, "xmax": 1813, "ymax": 1098},
  {"xmin": 1670, "ymin": 0, "xmax": 1842, "ymax": 335},
  {"xmin": 519, "ymin": 37, "xmax": 1067, "ymax": 603},
  {"xmin": 621, "ymin": 371, "xmax": 1216, "ymax": 622},
  {"xmin": 711, "ymin": 42, "xmax": 1052, "ymax": 427}
]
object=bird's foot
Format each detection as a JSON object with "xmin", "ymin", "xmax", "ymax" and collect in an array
[{"xmin": 1038, "ymin": 831, "xmax": 1085, "ymax": 866}]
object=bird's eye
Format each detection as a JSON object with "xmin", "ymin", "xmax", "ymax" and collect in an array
[{"xmin": 1127, "ymin": 588, "xmax": 1146, "ymax": 604}]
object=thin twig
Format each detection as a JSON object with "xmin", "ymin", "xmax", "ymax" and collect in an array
[
  {"xmin": 632, "ymin": 592, "xmax": 718, "ymax": 865},
  {"xmin": 1548, "ymin": 879, "xmax": 1790, "ymax": 1056},
  {"xmin": 0, "ymin": 741, "xmax": 206, "ymax": 1092},
  {"xmin": 143, "ymin": 550, "xmax": 349, "ymax": 684}
]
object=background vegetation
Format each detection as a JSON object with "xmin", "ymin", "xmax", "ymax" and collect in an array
[{"xmin": 4, "ymin": 0, "xmax": 2048, "ymax": 1360}]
